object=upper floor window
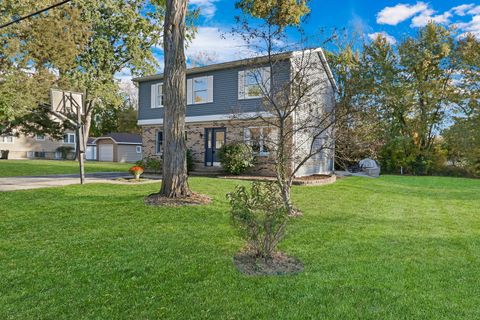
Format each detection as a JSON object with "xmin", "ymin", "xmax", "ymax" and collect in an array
[
  {"xmin": 1, "ymin": 135, "xmax": 14, "ymax": 143},
  {"xmin": 193, "ymin": 77, "xmax": 208, "ymax": 103},
  {"xmin": 35, "ymin": 134, "xmax": 45, "ymax": 141},
  {"xmin": 187, "ymin": 76, "xmax": 213, "ymax": 105},
  {"xmin": 238, "ymin": 67, "xmax": 271, "ymax": 100},
  {"xmin": 63, "ymin": 133, "xmax": 75, "ymax": 144},
  {"xmin": 151, "ymin": 83, "xmax": 163, "ymax": 109}
]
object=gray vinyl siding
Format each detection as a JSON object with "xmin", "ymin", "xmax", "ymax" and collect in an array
[{"xmin": 137, "ymin": 62, "xmax": 291, "ymax": 121}]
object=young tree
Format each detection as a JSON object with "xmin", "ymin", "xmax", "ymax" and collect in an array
[
  {"xmin": 233, "ymin": 0, "xmax": 339, "ymax": 214},
  {"xmin": 159, "ymin": 0, "xmax": 191, "ymax": 197}
]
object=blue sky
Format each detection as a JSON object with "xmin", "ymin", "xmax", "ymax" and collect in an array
[{"xmin": 118, "ymin": 0, "xmax": 480, "ymax": 79}]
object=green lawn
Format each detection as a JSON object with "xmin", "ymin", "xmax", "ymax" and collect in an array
[
  {"xmin": 0, "ymin": 160, "xmax": 132, "ymax": 177},
  {"xmin": 1, "ymin": 176, "xmax": 479, "ymax": 319}
]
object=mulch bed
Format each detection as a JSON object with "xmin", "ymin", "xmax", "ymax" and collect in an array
[
  {"xmin": 233, "ymin": 251, "xmax": 304, "ymax": 276},
  {"xmin": 144, "ymin": 192, "xmax": 212, "ymax": 207},
  {"xmin": 220, "ymin": 174, "xmax": 336, "ymax": 186}
]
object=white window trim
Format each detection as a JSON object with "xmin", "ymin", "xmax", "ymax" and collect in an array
[
  {"xmin": 63, "ymin": 133, "xmax": 76, "ymax": 145},
  {"xmin": 2, "ymin": 136, "xmax": 14, "ymax": 144},
  {"xmin": 155, "ymin": 131, "xmax": 163, "ymax": 155},
  {"xmin": 136, "ymin": 146, "xmax": 142, "ymax": 154},
  {"xmin": 238, "ymin": 67, "xmax": 271, "ymax": 100},
  {"xmin": 187, "ymin": 76, "xmax": 213, "ymax": 105},
  {"xmin": 151, "ymin": 83, "xmax": 164, "ymax": 109},
  {"xmin": 35, "ymin": 134, "xmax": 46, "ymax": 141},
  {"xmin": 244, "ymin": 126, "xmax": 273, "ymax": 157}
]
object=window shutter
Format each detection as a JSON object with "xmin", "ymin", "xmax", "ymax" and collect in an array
[
  {"xmin": 262, "ymin": 67, "xmax": 271, "ymax": 94},
  {"xmin": 158, "ymin": 84, "xmax": 163, "ymax": 107},
  {"xmin": 207, "ymin": 76, "xmax": 214, "ymax": 103},
  {"xmin": 187, "ymin": 79, "xmax": 193, "ymax": 105},
  {"xmin": 243, "ymin": 128, "xmax": 250, "ymax": 142},
  {"xmin": 151, "ymin": 84, "xmax": 157, "ymax": 108},
  {"xmin": 238, "ymin": 71, "xmax": 245, "ymax": 100}
]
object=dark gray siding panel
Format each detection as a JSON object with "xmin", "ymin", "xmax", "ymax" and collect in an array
[{"xmin": 137, "ymin": 61, "xmax": 291, "ymax": 121}]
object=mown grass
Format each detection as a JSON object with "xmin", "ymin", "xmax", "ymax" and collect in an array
[
  {"xmin": 0, "ymin": 176, "xmax": 479, "ymax": 319},
  {"xmin": 0, "ymin": 160, "xmax": 132, "ymax": 177}
]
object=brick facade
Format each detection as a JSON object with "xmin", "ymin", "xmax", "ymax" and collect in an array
[{"xmin": 141, "ymin": 120, "xmax": 278, "ymax": 176}]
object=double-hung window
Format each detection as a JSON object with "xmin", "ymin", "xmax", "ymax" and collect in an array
[
  {"xmin": 136, "ymin": 146, "xmax": 142, "ymax": 154},
  {"xmin": 238, "ymin": 67, "xmax": 271, "ymax": 99},
  {"xmin": 151, "ymin": 83, "xmax": 163, "ymax": 108},
  {"xmin": 187, "ymin": 76, "xmax": 213, "ymax": 104},
  {"xmin": 156, "ymin": 131, "xmax": 163, "ymax": 154},
  {"xmin": 2, "ymin": 136, "xmax": 14, "ymax": 143},
  {"xmin": 244, "ymin": 127, "xmax": 274, "ymax": 156},
  {"xmin": 63, "ymin": 133, "xmax": 75, "ymax": 144},
  {"xmin": 193, "ymin": 77, "xmax": 208, "ymax": 103}
]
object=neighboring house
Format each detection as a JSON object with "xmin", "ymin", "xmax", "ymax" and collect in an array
[
  {"xmin": 133, "ymin": 48, "xmax": 337, "ymax": 176},
  {"xmin": 0, "ymin": 132, "xmax": 77, "ymax": 160},
  {"xmin": 89, "ymin": 133, "xmax": 142, "ymax": 163}
]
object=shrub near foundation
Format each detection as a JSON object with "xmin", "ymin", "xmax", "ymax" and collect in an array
[{"xmin": 218, "ymin": 142, "xmax": 255, "ymax": 175}]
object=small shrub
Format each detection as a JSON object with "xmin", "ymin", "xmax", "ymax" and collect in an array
[
  {"xmin": 136, "ymin": 156, "xmax": 162, "ymax": 173},
  {"xmin": 135, "ymin": 159, "xmax": 144, "ymax": 168},
  {"xmin": 56, "ymin": 146, "xmax": 74, "ymax": 160},
  {"xmin": 218, "ymin": 142, "xmax": 255, "ymax": 175},
  {"xmin": 227, "ymin": 181, "xmax": 289, "ymax": 259},
  {"xmin": 129, "ymin": 165, "xmax": 144, "ymax": 180}
]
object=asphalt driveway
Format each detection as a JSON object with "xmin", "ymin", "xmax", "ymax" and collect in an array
[{"xmin": 0, "ymin": 172, "xmax": 131, "ymax": 192}]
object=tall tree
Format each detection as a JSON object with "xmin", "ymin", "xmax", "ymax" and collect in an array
[
  {"xmin": 159, "ymin": 0, "xmax": 191, "ymax": 197},
  {"xmin": 0, "ymin": 0, "xmax": 89, "ymax": 134},
  {"xmin": 337, "ymin": 24, "xmax": 480, "ymax": 175},
  {"xmin": 66, "ymin": 0, "xmax": 165, "ymax": 151}
]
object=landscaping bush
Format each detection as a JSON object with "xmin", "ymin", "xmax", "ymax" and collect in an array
[
  {"xmin": 218, "ymin": 142, "xmax": 255, "ymax": 175},
  {"xmin": 227, "ymin": 181, "xmax": 289, "ymax": 259},
  {"xmin": 56, "ymin": 146, "xmax": 74, "ymax": 160},
  {"xmin": 135, "ymin": 156, "xmax": 161, "ymax": 173}
]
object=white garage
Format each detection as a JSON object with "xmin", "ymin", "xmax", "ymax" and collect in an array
[
  {"xmin": 90, "ymin": 133, "xmax": 142, "ymax": 163},
  {"xmin": 98, "ymin": 143, "xmax": 114, "ymax": 162}
]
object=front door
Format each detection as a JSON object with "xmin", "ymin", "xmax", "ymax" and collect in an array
[{"xmin": 205, "ymin": 128, "xmax": 226, "ymax": 166}]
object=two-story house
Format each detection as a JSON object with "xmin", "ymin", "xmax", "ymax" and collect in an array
[{"xmin": 133, "ymin": 48, "xmax": 337, "ymax": 176}]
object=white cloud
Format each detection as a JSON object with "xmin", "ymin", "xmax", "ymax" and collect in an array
[
  {"xmin": 468, "ymin": 6, "xmax": 480, "ymax": 15},
  {"xmin": 185, "ymin": 26, "xmax": 256, "ymax": 64},
  {"xmin": 452, "ymin": 4, "xmax": 475, "ymax": 16},
  {"xmin": 368, "ymin": 32, "xmax": 397, "ymax": 44},
  {"xmin": 189, "ymin": 0, "xmax": 219, "ymax": 19},
  {"xmin": 456, "ymin": 14, "xmax": 480, "ymax": 37},
  {"xmin": 411, "ymin": 10, "xmax": 452, "ymax": 27},
  {"xmin": 377, "ymin": 2, "xmax": 428, "ymax": 25}
]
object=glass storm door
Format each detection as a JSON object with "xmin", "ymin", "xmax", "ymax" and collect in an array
[{"xmin": 205, "ymin": 128, "xmax": 226, "ymax": 166}]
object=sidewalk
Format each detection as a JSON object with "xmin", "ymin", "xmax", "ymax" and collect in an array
[{"xmin": 0, "ymin": 172, "xmax": 132, "ymax": 192}]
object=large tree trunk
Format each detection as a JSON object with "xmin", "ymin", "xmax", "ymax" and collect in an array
[{"xmin": 160, "ymin": 0, "xmax": 191, "ymax": 197}]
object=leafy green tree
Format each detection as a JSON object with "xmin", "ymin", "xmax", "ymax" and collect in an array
[
  {"xmin": 360, "ymin": 24, "xmax": 479, "ymax": 175},
  {"xmin": 0, "ymin": 0, "xmax": 89, "ymax": 133},
  {"xmin": 65, "ymin": 0, "xmax": 165, "ymax": 149},
  {"xmin": 235, "ymin": 0, "xmax": 310, "ymax": 28}
]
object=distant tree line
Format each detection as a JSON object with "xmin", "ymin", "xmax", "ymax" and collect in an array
[{"xmin": 330, "ymin": 23, "xmax": 480, "ymax": 177}]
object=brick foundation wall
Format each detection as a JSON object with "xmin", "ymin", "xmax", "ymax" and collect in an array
[{"xmin": 141, "ymin": 119, "xmax": 279, "ymax": 176}]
